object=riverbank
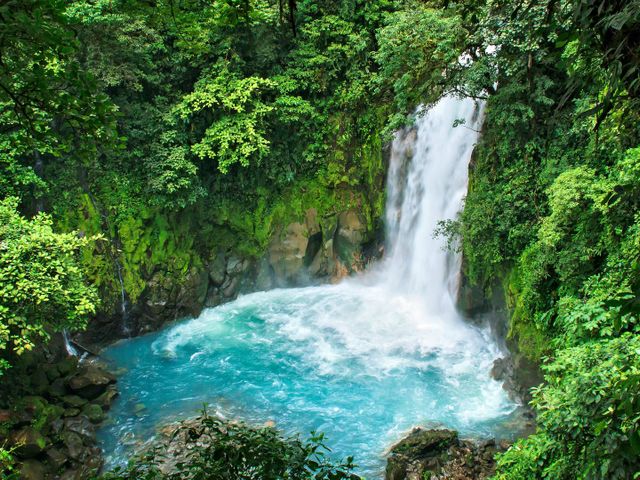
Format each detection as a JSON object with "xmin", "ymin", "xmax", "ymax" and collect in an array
[{"xmin": 0, "ymin": 349, "xmax": 117, "ymax": 479}]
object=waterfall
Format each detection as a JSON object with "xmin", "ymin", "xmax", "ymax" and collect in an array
[
  {"xmin": 99, "ymin": 95, "xmax": 515, "ymax": 476},
  {"xmin": 379, "ymin": 95, "xmax": 483, "ymax": 310},
  {"xmin": 63, "ymin": 329, "xmax": 80, "ymax": 357}
]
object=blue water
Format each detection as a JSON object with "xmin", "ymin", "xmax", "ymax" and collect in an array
[{"xmin": 98, "ymin": 283, "xmax": 518, "ymax": 478}]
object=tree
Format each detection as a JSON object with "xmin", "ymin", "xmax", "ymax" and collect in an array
[
  {"xmin": 0, "ymin": 0, "xmax": 116, "ymax": 202},
  {"xmin": 0, "ymin": 198, "xmax": 98, "ymax": 374}
]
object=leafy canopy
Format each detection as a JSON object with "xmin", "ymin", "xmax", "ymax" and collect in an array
[{"xmin": 0, "ymin": 198, "xmax": 98, "ymax": 374}]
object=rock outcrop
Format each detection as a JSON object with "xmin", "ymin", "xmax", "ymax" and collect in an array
[
  {"xmin": 1, "ymin": 354, "xmax": 118, "ymax": 479},
  {"xmin": 83, "ymin": 205, "xmax": 381, "ymax": 342},
  {"xmin": 386, "ymin": 428, "xmax": 511, "ymax": 480}
]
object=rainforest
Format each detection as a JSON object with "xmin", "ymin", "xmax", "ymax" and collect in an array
[{"xmin": 1, "ymin": 0, "xmax": 639, "ymax": 479}]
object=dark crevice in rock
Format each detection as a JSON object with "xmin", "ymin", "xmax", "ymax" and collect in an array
[{"xmin": 303, "ymin": 231, "xmax": 323, "ymax": 267}]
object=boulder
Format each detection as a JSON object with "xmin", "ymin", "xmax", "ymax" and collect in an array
[
  {"xmin": 176, "ymin": 267, "xmax": 209, "ymax": 317},
  {"xmin": 10, "ymin": 427, "xmax": 48, "ymax": 458},
  {"xmin": 254, "ymin": 257, "xmax": 274, "ymax": 291},
  {"xmin": 94, "ymin": 385, "xmax": 118, "ymax": 410},
  {"xmin": 46, "ymin": 447, "xmax": 68, "ymax": 470},
  {"xmin": 19, "ymin": 459, "xmax": 46, "ymax": 480},
  {"xmin": 61, "ymin": 431, "xmax": 85, "ymax": 460},
  {"xmin": 222, "ymin": 276, "xmax": 240, "ymax": 299},
  {"xmin": 62, "ymin": 395, "xmax": 87, "ymax": 408},
  {"xmin": 67, "ymin": 366, "xmax": 115, "ymax": 400},
  {"xmin": 226, "ymin": 255, "xmax": 247, "ymax": 276},
  {"xmin": 334, "ymin": 210, "xmax": 367, "ymax": 268},
  {"xmin": 63, "ymin": 416, "xmax": 95, "ymax": 442},
  {"xmin": 385, "ymin": 428, "xmax": 458, "ymax": 480},
  {"xmin": 81, "ymin": 404, "xmax": 104, "ymax": 424},
  {"xmin": 204, "ymin": 287, "xmax": 223, "ymax": 308}
]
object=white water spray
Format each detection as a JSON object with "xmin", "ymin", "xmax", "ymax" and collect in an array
[
  {"xmin": 157, "ymin": 95, "xmax": 502, "ymax": 401},
  {"xmin": 377, "ymin": 95, "xmax": 483, "ymax": 312},
  {"xmin": 63, "ymin": 329, "xmax": 79, "ymax": 357},
  {"xmin": 100, "ymin": 96, "xmax": 515, "ymax": 476}
]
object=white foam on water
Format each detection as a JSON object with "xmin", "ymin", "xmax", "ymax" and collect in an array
[
  {"xmin": 153, "ymin": 95, "xmax": 508, "ymax": 419},
  {"xmin": 101, "ymin": 96, "xmax": 517, "ymax": 476}
]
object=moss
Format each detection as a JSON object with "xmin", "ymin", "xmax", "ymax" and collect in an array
[{"xmin": 502, "ymin": 269, "xmax": 550, "ymax": 362}]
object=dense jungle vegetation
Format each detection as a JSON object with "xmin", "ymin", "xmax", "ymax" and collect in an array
[{"xmin": 1, "ymin": 0, "xmax": 640, "ymax": 478}]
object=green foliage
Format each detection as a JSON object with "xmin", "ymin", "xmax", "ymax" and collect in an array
[
  {"xmin": 0, "ymin": 0, "xmax": 117, "ymax": 201},
  {"xmin": 496, "ymin": 335, "xmax": 640, "ymax": 479},
  {"xmin": 0, "ymin": 444, "xmax": 16, "ymax": 479},
  {"xmin": 101, "ymin": 411, "xmax": 361, "ymax": 480},
  {"xmin": 175, "ymin": 68, "xmax": 276, "ymax": 174},
  {"xmin": 376, "ymin": 6, "xmax": 466, "ymax": 123},
  {"xmin": 0, "ymin": 198, "xmax": 98, "ymax": 373}
]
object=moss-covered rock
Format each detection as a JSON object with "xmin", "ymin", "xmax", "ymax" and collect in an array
[{"xmin": 10, "ymin": 427, "xmax": 48, "ymax": 458}]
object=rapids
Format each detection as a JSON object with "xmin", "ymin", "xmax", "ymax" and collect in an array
[{"xmin": 98, "ymin": 96, "xmax": 518, "ymax": 477}]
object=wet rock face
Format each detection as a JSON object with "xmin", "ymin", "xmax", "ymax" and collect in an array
[
  {"xmin": 491, "ymin": 354, "xmax": 544, "ymax": 405},
  {"xmin": 138, "ymin": 266, "xmax": 209, "ymax": 334},
  {"xmin": 385, "ymin": 428, "xmax": 510, "ymax": 480},
  {"xmin": 84, "ymin": 206, "xmax": 379, "ymax": 343}
]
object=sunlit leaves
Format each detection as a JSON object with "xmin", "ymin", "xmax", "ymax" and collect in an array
[
  {"xmin": 175, "ymin": 69, "xmax": 276, "ymax": 173},
  {"xmin": 0, "ymin": 198, "xmax": 98, "ymax": 373}
]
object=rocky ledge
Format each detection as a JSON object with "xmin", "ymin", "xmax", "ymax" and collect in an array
[
  {"xmin": 1, "ymin": 356, "xmax": 117, "ymax": 479},
  {"xmin": 385, "ymin": 428, "xmax": 511, "ymax": 480}
]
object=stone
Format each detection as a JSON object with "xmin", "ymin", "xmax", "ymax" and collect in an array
[
  {"xmin": 43, "ymin": 404, "xmax": 65, "ymax": 427},
  {"xmin": 61, "ymin": 431, "xmax": 85, "ymax": 460},
  {"xmin": 385, "ymin": 428, "xmax": 458, "ymax": 480},
  {"xmin": 64, "ymin": 408, "xmax": 81, "ymax": 418},
  {"xmin": 208, "ymin": 253, "xmax": 227, "ymax": 286},
  {"xmin": 254, "ymin": 257, "xmax": 274, "ymax": 291},
  {"xmin": 94, "ymin": 385, "xmax": 118, "ymax": 410},
  {"xmin": 226, "ymin": 255, "xmax": 245, "ymax": 275},
  {"xmin": 63, "ymin": 416, "xmax": 95, "ymax": 441},
  {"xmin": 222, "ymin": 276, "xmax": 240, "ymax": 299},
  {"xmin": 268, "ymin": 222, "xmax": 308, "ymax": 284},
  {"xmin": 204, "ymin": 287, "xmax": 223, "ymax": 308},
  {"xmin": 10, "ymin": 427, "xmax": 48, "ymax": 458},
  {"xmin": 175, "ymin": 267, "xmax": 208, "ymax": 317},
  {"xmin": 56, "ymin": 357, "xmax": 79, "ymax": 377},
  {"xmin": 82, "ymin": 404, "xmax": 104, "ymax": 424},
  {"xmin": 50, "ymin": 419, "xmax": 64, "ymax": 436},
  {"xmin": 46, "ymin": 447, "xmax": 68, "ymax": 470},
  {"xmin": 334, "ymin": 210, "xmax": 367, "ymax": 267},
  {"xmin": 49, "ymin": 378, "xmax": 67, "ymax": 398},
  {"xmin": 19, "ymin": 459, "xmax": 46, "ymax": 480},
  {"xmin": 62, "ymin": 395, "xmax": 88, "ymax": 408},
  {"xmin": 67, "ymin": 366, "xmax": 115, "ymax": 399}
]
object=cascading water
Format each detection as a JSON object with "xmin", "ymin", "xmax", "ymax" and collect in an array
[
  {"xmin": 98, "ymin": 96, "xmax": 516, "ymax": 477},
  {"xmin": 114, "ymin": 257, "xmax": 131, "ymax": 336},
  {"xmin": 63, "ymin": 329, "xmax": 80, "ymax": 357}
]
